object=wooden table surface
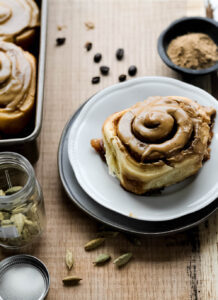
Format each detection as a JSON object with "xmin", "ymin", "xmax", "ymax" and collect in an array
[{"xmin": 1, "ymin": 0, "xmax": 218, "ymax": 299}]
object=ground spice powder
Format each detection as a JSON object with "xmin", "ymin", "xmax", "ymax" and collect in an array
[{"xmin": 167, "ymin": 33, "xmax": 218, "ymax": 69}]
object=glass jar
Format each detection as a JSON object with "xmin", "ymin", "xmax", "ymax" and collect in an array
[{"xmin": 0, "ymin": 152, "xmax": 45, "ymax": 249}]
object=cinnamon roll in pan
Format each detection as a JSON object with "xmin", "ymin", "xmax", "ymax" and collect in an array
[
  {"xmin": 0, "ymin": 41, "xmax": 36, "ymax": 135},
  {"xmin": 0, "ymin": 0, "xmax": 39, "ymax": 48},
  {"xmin": 99, "ymin": 96, "xmax": 216, "ymax": 195}
]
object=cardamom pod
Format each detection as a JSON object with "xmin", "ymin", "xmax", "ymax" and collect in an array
[
  {"xmin": 113, "ymin": 253, "xmax": 133, "ymax": 268},
  {"xmin": 1, "ymin": 219, "xmax": 14, "ymax": 226},
  {"xmin": 0, "ymin": 190, "xmax": 5, "ymax": 196},
  {"xmin": 65, "ymin": 249, "xmax": 74, "ymax": 270},
  {"xmin": 0, "ymin": 212, "xmax": 4, "ymax": 221},
  {"xmin": 5, "ymin": 186, "xmax": 23, "ymax": 195},
  {"xmin": 93, "ymin": 254, "xmax": 111, "ymax": 265},
  {"xmin": 0, "ymin": 212, "xmax": 10, "ymax": 220},
  {"xmin": 10, "ymin": 213, "xmax": 26, "ymax": 235},
  {"xmin": 96, "ymin": 231, "xmax": 119, "ymax": 238},
  {"xmin": 22, "ymin": 227, "xmax": 31, "ymax": 241},
  {"xmin": 62, "ymin": 276, "xmax": 82, "ymax": 286},
  {"xmin": 12, "ymin": 203, "xmax": 32, "ymax": 215},
  {"xmin": 24, "ymin": 220, "xmax": 40, "ymax": 235},
  {"xmin": 84, "ymin": 238, "xmax": 105, "ymax": 251},
  {"xmin": 126, "ymin": 235, "xmax": 142, "ymax": 246}
]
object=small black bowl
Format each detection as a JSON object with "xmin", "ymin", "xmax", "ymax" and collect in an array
[{"xmin": 158, "ymin": 17, "xmax": 218, "ymax": 76}]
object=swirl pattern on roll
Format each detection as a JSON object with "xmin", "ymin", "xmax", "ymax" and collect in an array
[
  {"xmin": 116, "ymin": 97, "xmax": 215, "ymax": 162},
  {"xmin": 101, "ymin": 96, "xmax": 216, "ymax": 194},
  {"xmin": 0, "ymin": 0, "xmax": 39, "ymax": 45},
  {"xmin": 0, "ymin": 41, "xmax": 36, "ymax": 135}
]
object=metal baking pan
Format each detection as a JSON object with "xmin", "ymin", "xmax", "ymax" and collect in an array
[{"xmin": 0, "ymin": 0, "xmax": 47, "ymax": 148}]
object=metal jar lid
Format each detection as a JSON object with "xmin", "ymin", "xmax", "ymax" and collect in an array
[{"xmin": 0, "ymin": 254, "xmax": 50, "ymax": 300}]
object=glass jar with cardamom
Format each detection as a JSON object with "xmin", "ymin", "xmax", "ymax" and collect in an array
[{"xmin": 0, "ymin": 152, "xmax": 46, "ymax": 249}]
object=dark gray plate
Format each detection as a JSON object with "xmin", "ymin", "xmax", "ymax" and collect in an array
[{"xmin": 58, "ymin": 103, "xmax": 218, "ymax": 235}]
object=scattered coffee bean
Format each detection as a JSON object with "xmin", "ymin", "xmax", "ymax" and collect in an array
[
  {"xmin": 128, "ymin": 65, "xmax": 137, "ymax": 76},
  {"xmin": 56, "ymin": 37, "xmax": 66, "ymax": 46},
  {"xmin": 116, "ymin": 48, "xmax": 124, "ymax": 60},
  {"xmin": 94, "ymin": 53, "xmax": 102, "ymax": 63},
  {"xmin": 119, "ymin": 74, "xmax": 127, "ymax": 82},
  {"xmin": 100, "ymin": 66, "xmax": 109, "ymax": 75},
  {"xmin": 85, "ymin": 42, "xmax": 92, "ymax": 51},
  {"xmin": 92, "ymin": 76, "xmax": 100, "ymax": 84}
]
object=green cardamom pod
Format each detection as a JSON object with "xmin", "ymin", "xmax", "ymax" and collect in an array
[
  {"xmin": 113, "ymin": 253, "xmax": 133, "ymax": 268},
  {"xmin": 0, "ymin": 212, "xmax": 5, "ymax": 221},
  {"xmin": 0, "ymin": 212, "xmax": 10, "ymax": 220},
  {"xmin": 65, "ymin": 249, "xmax": 74, "ymax": 270},
  {"xmin": 1, "ymin": 219, "xmax": 14, "ymax": 226},
  {"xmin": 62, "ymin": 276, "xmax": 82, "ymax": 286},
  {"xmin": 93, "ymin": 254, "xmax": 111, "ymax": 265},
  {"xmin": 0, "ymin": 190, "xmax": 5, "ymax": 196},
  {"xmin": 126, "ymin": 235, "xmax": 142, "ymax": 246},
  {"xmin": 5, "ymin": 186, "xmax": 23, "ymax": 195},
  {"xmin": 10, "ymin": 213, "xmax": 26, "ymax": 235},
  {"xmin": 96, "ymin": 231, "xmax": 119, "ymax": 238},
  {"xmin": 84, "ymin": 238, "xmax": 105, "ymax": 251},
  {"xmin": 131, "ymin": 237, "xmax": 141, "ymax": 246}
]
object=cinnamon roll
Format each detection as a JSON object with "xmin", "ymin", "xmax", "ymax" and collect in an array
[
  {"xmin": 0, "ymin": 41, "xmax": 36, "ymax": 135},
  {"xmin": 92, "ymin": 96, "xmax": 216, "ymax": 195},
  {"xmin": 0, "ymin": 0, "xmax": 39, "ymax": 48}
]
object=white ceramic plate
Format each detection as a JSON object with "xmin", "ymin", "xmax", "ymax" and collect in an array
[{"xmin": 68, "ymin": 76, "xmax": 218, "ymax": 221}]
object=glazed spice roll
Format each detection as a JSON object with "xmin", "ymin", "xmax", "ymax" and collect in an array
[
  {"xmin": 0, "ymin": 41, "xmax": 36, "ymax": 135},
  {"xmin": 92, "ymin": 96, "xmax": 216, "ymax": 195},
  {"xmin": 0, "ymin": 0, "xmax": 39, "ymax": 47}
]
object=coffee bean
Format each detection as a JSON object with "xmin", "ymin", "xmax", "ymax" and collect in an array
[
  {"xmin": 119, "ymin": 74, "xmax": 127, "ymax": 82},
  {"xmin": 92, "ymin": 76, "xmax": 100, "ymax": 84},
  {"xmin": 56, "ymin": 37, "xmax": 66, "ymax": 46},
  {"xmin": 85, "ymin": 42, "xmax": 92, "ymax": 51},
  {"xmin": 94, "ymin": 53, "xmax": 102, "ymax": 63},
  {"xmin": 128, "ymin": 65, "xmax": 137, "ymax": 76},
  {"xmin": 100, "ymin": 66, "xmax": 109, "ymax": 75},
  {"xmin": 116, "ymin": 48, "xmax": 124, "ymax": 60}
]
